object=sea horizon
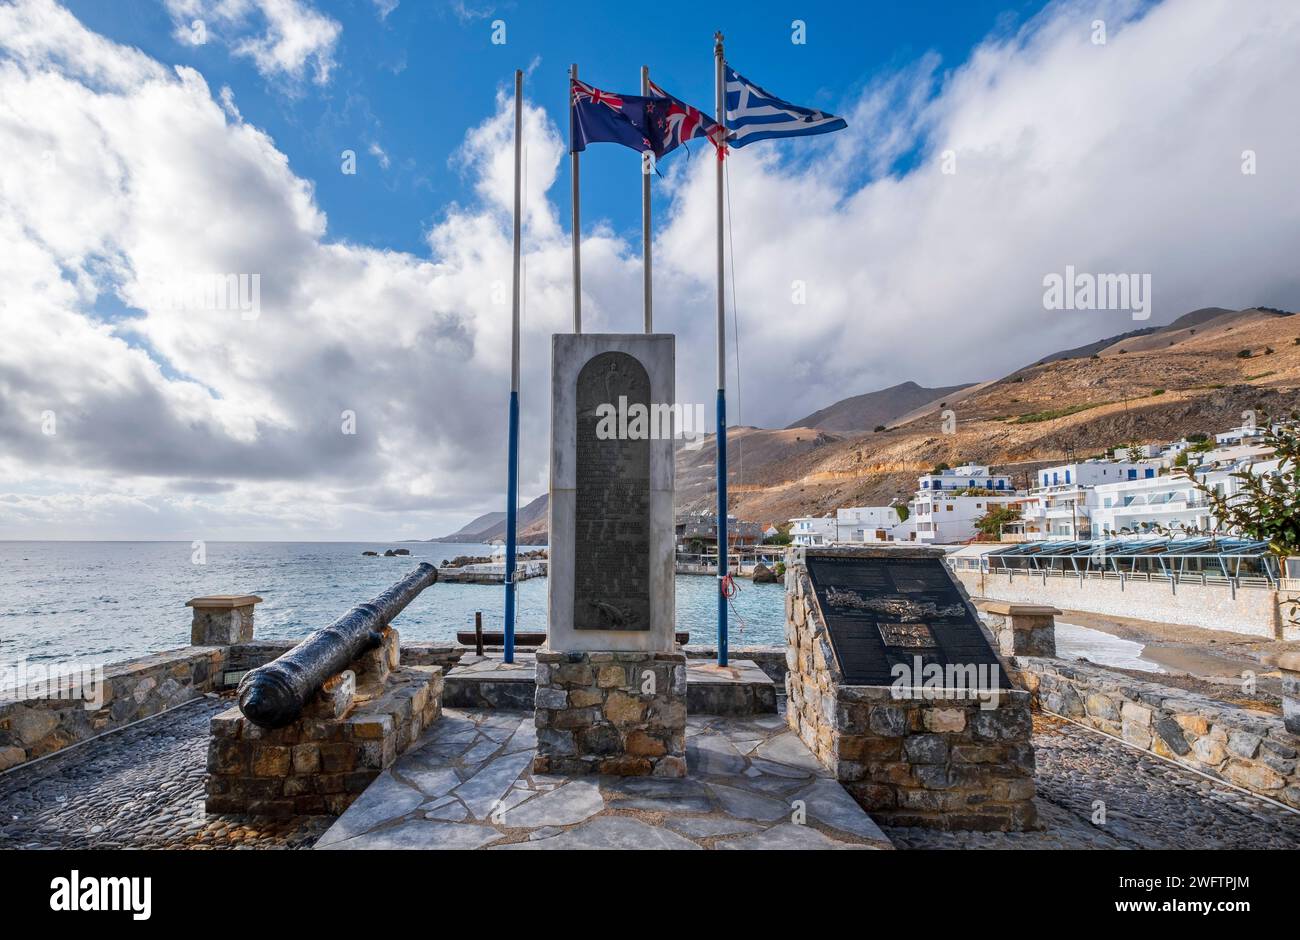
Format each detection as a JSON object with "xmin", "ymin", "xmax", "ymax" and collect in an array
[{"xmin": 0, "ymin": 540, "xmax": 785, "ymax": 668}]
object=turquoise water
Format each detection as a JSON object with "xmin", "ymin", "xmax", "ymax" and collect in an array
[{"xmin": 0, "ymin": 541, "xmax": 785, "ymax": 667}]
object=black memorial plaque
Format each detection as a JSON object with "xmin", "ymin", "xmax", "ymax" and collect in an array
[
  {"xmin": 573, "ymin": 351, "xmax": 651, "ymax": 631},
  {"xmin": 806, "ymin": 554, "xmax": 1011, "ymax": 688}
]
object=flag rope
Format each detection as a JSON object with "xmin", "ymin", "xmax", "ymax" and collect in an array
[{"xmin": 724, "ymin": 156, "xmax": 744, "ymax": 520}]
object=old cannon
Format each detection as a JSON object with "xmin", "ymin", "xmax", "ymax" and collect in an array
[{"xmin": 238, "ymin": 562, "xmax": 439, "ymax": 728}]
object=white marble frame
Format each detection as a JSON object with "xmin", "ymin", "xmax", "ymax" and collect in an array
[{"xmin": 548, "ymin": 333, "xmax": 676, "ymax": 652}]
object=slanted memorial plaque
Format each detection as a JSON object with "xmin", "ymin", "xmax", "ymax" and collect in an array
[
  {"xmin": 573, "ymin": 351, "xmax": 650, "ymax": 631},
  {"xmin": 806, "ymin": 553, "xmax": 1011, "ymax": 689},
  {"xmin": 786, "ymin": 545, "xmax": 1037, "ymax": 829}
]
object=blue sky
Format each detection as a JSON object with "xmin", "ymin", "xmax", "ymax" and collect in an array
[
  {"xmin": 6, "ymin": 0, "xmax": 1299, "ymax": 539},
  {"xmin": 65, "ymin": 0, "xmax": 1050, "ymax": 255}
]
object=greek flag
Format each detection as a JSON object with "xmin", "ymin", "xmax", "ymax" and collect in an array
[{"xmin": 724, "ymin": 66, "xmax": 846, "ymax": 149}]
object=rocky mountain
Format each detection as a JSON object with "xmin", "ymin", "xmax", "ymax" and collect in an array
[
  {"xmin": 433, "ymin": 494, "xmax": 549, "ymax": 545},
  {"xmin": 786, "ymin": 380, "xmax": 974, "ymax": 433},
  {"xmin": 673, "ymin": 306, "xmax": 1299, "ymax": 523},
  {"xmin": 428, "ymin": 510, "xmax": 506, "ymax": 543}
]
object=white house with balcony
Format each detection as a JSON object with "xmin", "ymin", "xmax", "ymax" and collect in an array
[
  {"xmin": 790, "ymin": 515, "xmax": 837, "ymax": 546},
  {"xmin": 1215, "ymin": 424, "xmax": 1272, "ymax": 447},
  {"xmin": 913, "ymin": 491, "xmax": 1020, "ymax": 544},
  {"xmin": 1090, "ymin": 471, "xmax": 1231, "ymax": 537},
  {"xmin": 1018, "ymin": 460, "xmax": 1154, "ymax": 541},
  {"xmin": 1034, "ymin": 460, "xmax": 1153, "ymax": 489},
  {"xmin": 835, "ymin": 505, "xmax": 917, "ymax": 543},
  {"xmin": 917, "ymin": 464, "xmax": 1012, "ymax": 495}
]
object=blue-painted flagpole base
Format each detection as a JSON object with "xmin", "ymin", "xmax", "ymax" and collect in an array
[
  {"xmin": 716, "ymin": 387, "xmax": 728, "ymax": 667},
  {"xmin": 503, "ymin": 390, "xmax": 519, "ymax": 664}
]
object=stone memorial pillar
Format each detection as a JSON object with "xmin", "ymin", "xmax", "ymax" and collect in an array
[{"xmin": 535, "ymin": 334, "xmax": 686, "ymax": 777}]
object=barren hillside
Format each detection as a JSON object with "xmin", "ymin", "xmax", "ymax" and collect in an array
[{"xmin": 677, "ymin": 309, "xmax": 1300, "ymax": 522}]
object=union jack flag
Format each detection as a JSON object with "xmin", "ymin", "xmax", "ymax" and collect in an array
[
  {"xmin": 571, "ymin": 79, "xmax": 624, "ymax": 111},
  {"xmin": 646, "ymin": 79, "xmax": 726, "ymax": 158}
]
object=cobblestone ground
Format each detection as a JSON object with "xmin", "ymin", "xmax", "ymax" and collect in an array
[
  {"xmin": 0, "ymin": 695, "xmax": 329, "ymax": 850},
  {"xmin": 3, "ymin": 702, "xmax": 1299, "ymax": 850},
  {"xmin": 884, "ymin": 714, "xmax": 1300, "ymax": 849}
]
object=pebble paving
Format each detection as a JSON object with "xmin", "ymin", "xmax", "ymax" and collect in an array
[
  {"xmin": 2, "ymin": 698, "xmax": 1298, "ymax": 850},
  {"xmin": 0, "ymin": 695, "xmax": 329, "ymax": 850}
]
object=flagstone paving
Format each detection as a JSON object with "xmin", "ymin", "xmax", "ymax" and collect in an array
[
  {"xmin": 314, "ymin": 708, "xmax": 894, "ymax": 850},
  {"xmin": 5, "ymin": 694, "xmax": 1299, "ymax": 850}
]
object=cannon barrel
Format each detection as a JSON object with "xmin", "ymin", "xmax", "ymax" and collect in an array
[{"xmin": 237, "ymin": 562, "xmax": 439, "ymax": 728}]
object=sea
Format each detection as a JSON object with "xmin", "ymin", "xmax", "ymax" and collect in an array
[
  {"xmin": 0, "ymin": 541, "xmax": 1144, "ymax": 674},
  {"xmin": 0, "ymin": 541, "xmax": 788, "ymax": 668}
]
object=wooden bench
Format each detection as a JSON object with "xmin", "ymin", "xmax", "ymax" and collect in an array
[{"xmin": 455, "ymin": 631, "xmax": 691, "ymax": 647}]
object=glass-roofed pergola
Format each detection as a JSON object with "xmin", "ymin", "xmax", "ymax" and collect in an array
[{"xmin": 976, "ymin": 537, "xmax": 1281, "ymax": 583}]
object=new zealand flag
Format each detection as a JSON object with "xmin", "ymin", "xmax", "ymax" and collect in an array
[{"xmin": 570, "ymin": 79, "xmax": 657, "ymax": 155}]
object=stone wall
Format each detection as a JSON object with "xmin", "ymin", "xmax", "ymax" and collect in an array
[
  {"xmin": 1021, "ymin": 658, "xmax": 1300, "ymax": 809},
  {"xmin": 397, "ymin": 643, "xmax": 466, "ymax": 673},
  {"xmin": 0, "ymin": 647, "xmax": 225, "ymax": 772},
  {"xmin": 785, "ymin": 556, "xmax": 1037, "ymax": 831},
  {"xmin": 534, "ymin": 650, "xmax": 686, "ymax": 777},
  {"xmin": 206, "ymin": 665, "xmax": 443, "ymax": 816},
  {"xmin": 956, "ymin": 567, "xmax": 1291, "ymax": 640}
]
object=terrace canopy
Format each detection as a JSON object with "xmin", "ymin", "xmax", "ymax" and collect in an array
[{"xmin": 972, "ymin": 537, "xmax": 1280, "ymax": 583}]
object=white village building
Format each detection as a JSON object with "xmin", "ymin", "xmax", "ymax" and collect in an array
[
  {"xmin": 789, "ymin": 515, "xmax": 837, "ymax": 547},
  {"xmin": 1016, "ymin": 460, "xmax": 1155, "ymax": 540},
  {"xmin": 835, "ymin": 505, "xmax": 917, "ymax": 543},
  {"xmin": 917, "ymin": 464, "xmax": 1013, "ymax": 494}
]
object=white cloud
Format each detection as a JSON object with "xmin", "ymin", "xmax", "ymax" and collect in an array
[
  {"xmin": 1, "ymin": 0, "xmax": 1299, "ymax": 539},
  {"xmin": 367, "ymin": 141, "xmax": 390, "ymax": 169},
  {"xmin": 164, "ymin": 0, "xmax": 341, "ymax": 86},
  {"xmin": 372, "ymin": 0, "xmax": 399, "ymax": 21}
]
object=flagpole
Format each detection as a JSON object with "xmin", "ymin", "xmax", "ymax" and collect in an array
[
  {"xmin": 713, "ymin": 31, "xmax": 728, "ymax": 668},
  {"xmin": 641, "ymin": 64, "xmax": 652, "ymax": 334},
  {"xmin": 504, "ymin": 68, "xmax": 523, "ymax": 665},
  {"xmin": 570, "ymin": 63, "xmax": 582, "ymax": 334}
]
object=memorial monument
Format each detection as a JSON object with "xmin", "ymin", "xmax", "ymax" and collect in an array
[
  {"xmin": 784, "ymin": 545, "xmax": 1038, "ymax": 830},
  {"xmin": 534, "ymin": 333, "xmax": 686, "ymax": 776}
]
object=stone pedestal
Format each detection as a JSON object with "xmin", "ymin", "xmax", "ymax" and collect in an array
[
  {"xmin": 785, "ymin": 548, "xmax": 1038, "ymax": 831},
  {"xmin": 685, "ymin": 659, "xmax": 778, "ymax": 716},
  {"xmin": 205, "ymin": 629, "xmax": 443, "ymax": 816},
  {"xmin": 978, "ymin": 601, "xmax": 1060, "ymax": 658},
  {"xmin": 534, "ymin": 651, "xmax": 686, "ymax": 777},
  {"xmin": 187, "ymin": 594, "xmax": 262, "ymax": 645}
]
